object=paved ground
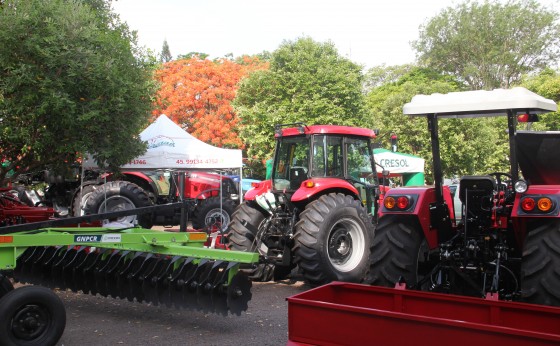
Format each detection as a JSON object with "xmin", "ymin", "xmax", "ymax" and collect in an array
[{"xmin": 56, "ymin": 279, "xmax": 310, "ymax": 346}]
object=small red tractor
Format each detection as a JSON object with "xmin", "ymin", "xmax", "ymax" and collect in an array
[
  {"xmin": 367, "ymin": 87, "xmax": 560, "ymax": 307},
  {"xmin": 16, "ymin": 168, "xmax": 239, "ymax": 231},
  {"xmin": 226, "ymin": 124, "xmax": 380, "ymax": 286}
]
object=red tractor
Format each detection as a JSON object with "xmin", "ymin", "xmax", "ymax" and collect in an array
[
  {"xmin": 226, "ymin": 124, "xmax": 380, "ymax": 286},
  {"xmin": 367, "ymin": 87, "xmax": 560, "ymax": 306},
  {"xmin": 17, "ymin": 169, "xmax": 239, "ymax": 231}
]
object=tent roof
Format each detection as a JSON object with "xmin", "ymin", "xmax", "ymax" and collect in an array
[{"xmin": 86, "ymin": 114, "xmax": 242, "ymax": 170}]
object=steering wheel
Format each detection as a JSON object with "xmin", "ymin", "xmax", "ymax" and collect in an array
[{"xmin": 488, "ymin": 172, "xmax": 513, "ymax": 193}]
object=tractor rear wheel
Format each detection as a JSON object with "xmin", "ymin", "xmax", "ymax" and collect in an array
[
  {"xmin": 84, "ymin": 181, "xmax": 153, "ymax": 228},
  {"xmin": 365, "ymin": 215, "xmax": 429, "ymax": 288},
  {"xmin": 192, "ymin": 197, "xmax": 236, "ymax": 231},
  {"xmin": 0, "ymin": 286, "xmax": 66, "ymax": 346},
  {"xmin": 521, "ymin": 220, "xmax": 560, "ymax": 306},
  {"xmin": 226, "ymin": 202, "xmax": 280, "ymax": 282},
  {"xmin": 293, "ymin": 193, "xmax": 374, "ymax": 286}
]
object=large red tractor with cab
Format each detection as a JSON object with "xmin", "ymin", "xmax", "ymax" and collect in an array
[
  {"xmin": 367, "ymin": 87, "xmax": 560, "ymax": 307},
  {"xmin": 226, "ymin": 124, "xmax": 380, "ymax": 286}
]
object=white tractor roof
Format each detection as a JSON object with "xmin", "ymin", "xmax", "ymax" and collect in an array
[{"xmin": 403, "ymin": 87, "xmax": 557, "ymax": 118}]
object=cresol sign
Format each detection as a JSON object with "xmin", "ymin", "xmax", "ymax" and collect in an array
[{"xmin": 378, "ymin": 158, "xmax": 409, "ymax": 168}]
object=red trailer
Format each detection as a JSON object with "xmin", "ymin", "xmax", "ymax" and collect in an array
[{"xmin": 287, "ymin": 282, "xmax": 560, "ymax": 346}]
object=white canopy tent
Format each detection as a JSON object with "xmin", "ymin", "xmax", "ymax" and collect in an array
[{"xmin": 84, "ymin": 114, "xmax": 242, "ymax": 170}]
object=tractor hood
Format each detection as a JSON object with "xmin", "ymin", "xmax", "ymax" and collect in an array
[{"xmin": 516, "ymin": 131, "xmax": 560, "ymax": 185}]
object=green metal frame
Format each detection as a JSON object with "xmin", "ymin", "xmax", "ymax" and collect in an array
[{"xmin": 0, "ymin": 227, "xmax": 259, "ymax": 270}]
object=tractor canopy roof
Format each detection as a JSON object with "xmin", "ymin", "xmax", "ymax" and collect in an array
[
  {"xmin": 516, "ymin": 130, "xmax": 560, "ymax": 185},
  {"xmin": 403, "ymin": 87, "xmax": 557, "ymax": 118},
  {"xmin": 276, "ymin": 125, "xmax": 376, "ymax": 138}
]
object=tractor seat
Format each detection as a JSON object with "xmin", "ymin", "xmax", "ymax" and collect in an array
[
  {"xmin": 458, "ymin": 176, "xmax": 496, "ymax": 204},
  {"xmin": 289, "ymin": 167, "xmax": 307, "ymax": 190}
]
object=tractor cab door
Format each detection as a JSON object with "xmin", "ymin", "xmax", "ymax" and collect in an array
[{"xmin": 345, "ymin": 137, "xmax": 378, "ymax": 215}]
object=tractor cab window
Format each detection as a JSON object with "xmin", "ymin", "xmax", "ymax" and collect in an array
[
  {"xmin": 273, "ymin": 136, "xmax": 309, "ymax": 190},
  {"xmin": 346, "ymin": 138, "xmax": 375, "ymax": 185},
  {"xmin": 312, "ymin": 135, "xmax": 343, "ymax": 177}
]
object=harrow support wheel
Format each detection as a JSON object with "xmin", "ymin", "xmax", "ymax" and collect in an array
[
  {"xmin": 293, "ymin": 193, "xmax": 374, "ymax": 286},
  {"xmin": 0, "ymin": 286, "xmax": 66, "ymax": 346}
]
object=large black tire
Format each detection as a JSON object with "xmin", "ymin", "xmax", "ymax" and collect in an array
[
  {"xmin": 226, "ymin": 202, "xmax": 278, "ymax": 281},
  {"xmin": 192, "ymin": 197, "xmax": 236, "ymax": 231},
  {"xmin": 70, "ymin": 183, "xmax": 99, "ymax": 217},
  {"xmin": 521, "ymin": 220, "xmax": 560, "ymax": 306},
  {"xmin": 0, "ymin": 286, "xmax": 66, "ymax": 346},
  {"xmin": 293, "ymin": 193, "xmax": 374, "ymax": 286},
  {"xmin": 365, "ymin": 215, "xmax": 427, "ymax": 288},
  {"xmin": 83, "ymin": 181, "xmax": 153, "ymax": 229}
]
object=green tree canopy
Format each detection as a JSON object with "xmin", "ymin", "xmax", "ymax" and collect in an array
[
  {"xmin": 414, "ymin": 0, "xmax": 560, "ymax": 90},
  {"xmin": 365, "ymin": 66, "xmax": 509, "ymax": 182},
  {"xmin": 520, "ymin": 68, "xmax": 560, "ymax": 130},
  {"xmin": 0, "ymin": 0, "xmax": 156, "ymax": 184},
  {"xmin": 161, "ymin": 39, "xmax": 172, "ymax": 62},
  {"xmin": 234, "ymin": 37, "xmax": 367, "ymax": 167}
]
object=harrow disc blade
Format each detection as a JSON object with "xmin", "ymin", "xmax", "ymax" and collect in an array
[
  {"xmin": 168, "ymin": 257, "xmax": 196, "ymax": 309},
  {"xmin": 14, "ymin": 247, "xmax": 44, "ymax": 284},
  {"xmin": 182, "ymin": 259, "xmax": 211, "ymax": 311},
  {"xmin": 105, "ymin": 250, "xmax": 131, "ymax": 299},
  {"xmin": 227, "ymin": 272, "xmax": 252, "ymax": 316},
  {"xmin": 212, "ymin": 262, "xmax": 238, "ymax": 316},
  {"xmin": 155, "ymin": 256, "xmax": 181, "ymax": 307},
  {"xmin": 62, "ymin": 247, "xmax": 88, "ymax": 291},
  {"xmin": 141, "ymin": 256, "xmax": 170, "ymax": 306},
  {"xmin": 51, "ymin": 247, "xmax": 78, "ymax": 290},
  {"xmin": 196, "ymin": 261, "xmax": 225, "ymax": 313},
  {"xmin": 117, "ymin": 252, "xmax": 146, "ymax": 302}
]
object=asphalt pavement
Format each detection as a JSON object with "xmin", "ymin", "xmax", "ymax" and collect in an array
[{"xmin": 56, "ymin": 279, "xmax": 310, "ymax": 346}]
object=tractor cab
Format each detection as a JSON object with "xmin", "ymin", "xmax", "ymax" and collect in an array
[{"xmin": 270, "ymin": 124, "xmax": 378, "ymax": 212}]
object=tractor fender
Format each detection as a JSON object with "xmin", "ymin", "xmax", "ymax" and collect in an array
[
  {"xmin": 380, "ymin": 186, "xmax": 455, "ymax": 249},
  {"xmin": 120, "ymin": 172, "xmax": 158, "ymax": 195},
  {"xmin": 511, "ymin": 184, "xmax": 560, "ymax": 247},
  {"xmin": 244, "ymin": 180, "xmax": 272, "ymax": 201},
  {"xmin": 290, "ymin": 178, "xmax": 359, "ymax": 203}
]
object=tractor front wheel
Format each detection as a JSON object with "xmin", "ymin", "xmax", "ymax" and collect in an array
[
  {"xmin": 0, "ymin": 286, "xmax": 66, "ymax": 346},
  {"xmin": 192, "ymin": 197, "xmax": 236, "ymax": 231},
  {"xmin": 365, "ymin": 215, "xmax": 429, "ymax": 288},
  {"xmin": 521, "ymin": 220, "xmax": 560, "ymax": 306},
  {"xmin": 293, "ymin": 193, "xmax": 374, "ymax": 286},
  {"xmin": 226, "ymin": 202, "xmax": 280, "ymax": 282}
]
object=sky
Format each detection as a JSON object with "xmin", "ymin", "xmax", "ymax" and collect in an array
[{"xmin": 111, "ymin": 0, "xmax": 559, "ymax": 70}]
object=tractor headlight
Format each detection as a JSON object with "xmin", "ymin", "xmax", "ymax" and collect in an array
[{"xmin": 514, "ymin": 180, "xmax": 528, "ymax": 193}]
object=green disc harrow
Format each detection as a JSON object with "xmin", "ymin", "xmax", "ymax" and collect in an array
[{"xmin": 1, "ymin": 226, "xmax": 258, "ymax": 315}]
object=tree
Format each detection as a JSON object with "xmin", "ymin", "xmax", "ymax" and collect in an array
[
  {"xmin": 153, "ymin": 56, "xmax": 267, "ymax": 148},
  {"xmin": 365, "ymin": 66, "xmax": 508, "ymax": 182},
  {"xmin": 414, "ymin": 0, "xmax": 560, "ymax": 90},
  {"xmin": 234, "ymin": 37, "xmax": 367, "ymax": 167},
  {"xmin": 520, "ymin": 68, "xmax": 560, "ymax": 130},
  {"xmin": 161, "ymin": 39, "xmax": 172, "ymax": 62},
  {"xmin": 0, "ymin": 0, "xmax": 156, "ymax": 184}
]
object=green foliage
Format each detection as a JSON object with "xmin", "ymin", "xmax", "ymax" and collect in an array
[
  {"xmin": 0, "ymin": 0, "xmax": 156, "ymax": 183},
  {"xmin": 365, "ymin": 66, "xmax": 509, "ymax": 182},
  {"xmin": 177, "ymin": 52, "xmax": 209, "ymax": 60},
  {"xmin": 161, "ymin": 39, "xmax": 172, "ymax": 62},
  {"xmin": 414, "ymin": 0, "xmax": 560, "ymax": 90},
  {"xmin": 520, "ymin": 68, "xmax": 560, "ymax": 130},
  {"xmin": 234, "ymin": 37, "xmax": 367, "ymax": 164}
]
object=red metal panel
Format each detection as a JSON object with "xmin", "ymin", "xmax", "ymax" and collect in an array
[{"xmin": 287, "ymin": 282, "xmax": 560, "ymax": 346}]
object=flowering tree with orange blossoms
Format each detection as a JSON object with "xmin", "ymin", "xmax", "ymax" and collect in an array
[{"xmin": 153, "ymin": 56, "xmax": 268, "ymax": 148}]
